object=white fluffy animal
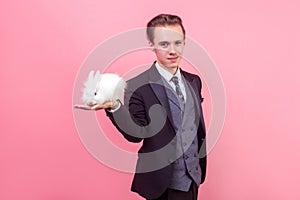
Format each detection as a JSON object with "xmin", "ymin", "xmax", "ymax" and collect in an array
[{"xmin": 82, "ymin": 70, "xmax": 126, "ymax": 105}]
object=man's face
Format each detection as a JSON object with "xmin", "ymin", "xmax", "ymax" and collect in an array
[{"xmin": 150, "ymin": 25, "xmax": 185, "ymax": 74}]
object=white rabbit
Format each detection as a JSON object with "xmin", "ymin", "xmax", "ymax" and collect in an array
[{"xmin": 82, "ymin": 70, "xmax": 126, "ymax": 105}]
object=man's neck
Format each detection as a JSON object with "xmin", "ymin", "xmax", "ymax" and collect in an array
[{"xmin": 157, "ymin": 61, "xmax": 178, "ymax": 75}]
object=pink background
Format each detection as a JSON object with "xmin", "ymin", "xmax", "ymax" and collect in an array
[{"xmin": 1, "ymin": 0, "xmax": 300, "ymax": 199}]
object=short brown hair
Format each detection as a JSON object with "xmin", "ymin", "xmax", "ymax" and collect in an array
[{"xmin": 146, "ymin": 14, "xmax": 186, "ymax": 43}]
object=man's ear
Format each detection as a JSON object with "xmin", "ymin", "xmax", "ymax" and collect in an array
[{"xmin": 148, "ymin": 41, "xmax": 155, "ymax": 51}]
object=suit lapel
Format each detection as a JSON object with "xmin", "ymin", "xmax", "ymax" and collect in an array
[
  {"xmin": 181, "ymin": 70, "xmax": 206, "ymax": 134},
  {"xmin": 147, "ymin": 64, "xmax": 176, "ymax": 129},
  {"xmin": 147, "ymin": 64, "xmax": 205, "ymax": 133},
  {"xmin": 181, "ymin": 70, "xmax": 201, "ymax": 103}
]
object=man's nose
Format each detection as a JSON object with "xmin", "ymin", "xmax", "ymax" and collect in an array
[{"xmin": 168, "ymin": 44, "xmax": 176, "ymax": 54}]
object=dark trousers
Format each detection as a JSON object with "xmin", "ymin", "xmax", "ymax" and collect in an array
[{"xmin": 147, "ymin": 182, "xmax": 198, "ymax": 200}]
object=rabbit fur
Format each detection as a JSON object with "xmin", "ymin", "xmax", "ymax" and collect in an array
[{"xmin": 82, "ymin": 70, "xmax": 126, "ymax": 105}]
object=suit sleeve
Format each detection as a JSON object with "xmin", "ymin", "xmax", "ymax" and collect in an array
[
  {"xmin": 105, "ymin": 83, "xmax": 149, "ymax": 143},
  {"xmin": 195, "ymin": 75, "xmax": 207, "ymax": 184}
]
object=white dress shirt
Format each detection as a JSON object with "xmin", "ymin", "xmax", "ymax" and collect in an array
[{"xmin": 155, "ymin": 62, "xmax": 186, "ymax": 102}]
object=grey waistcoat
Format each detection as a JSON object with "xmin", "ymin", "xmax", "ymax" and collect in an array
[{"xmin": 162, "ymin": 76, "xmax": 202, "ymax": 192}]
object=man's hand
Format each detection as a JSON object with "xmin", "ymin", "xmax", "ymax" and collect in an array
[{"xmin": 74, "ymin": 100, "xmax": 119, "ymax": 111}]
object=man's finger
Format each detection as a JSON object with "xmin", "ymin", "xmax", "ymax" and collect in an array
[
  {"xmin": 91, "ymin": 104, "xmax": 104, "ymax": 110},
  {"xmin": 74, "ymin": 104, "xmax": 92, "ymax": 110}
]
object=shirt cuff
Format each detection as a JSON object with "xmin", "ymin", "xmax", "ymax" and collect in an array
[{"xmin": 107, "ymin": 100, "xmax": 121, "ymax": 113}]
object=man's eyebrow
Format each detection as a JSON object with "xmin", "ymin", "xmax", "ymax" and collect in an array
[
  {"xmin": 158, "ymin": 40, "xmax": 183, "ymax": 43},
  {"xmin": 158, "ymin": 41, "xmax": 169, "ymax": 44}
]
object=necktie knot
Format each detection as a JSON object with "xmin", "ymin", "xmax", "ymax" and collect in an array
[{"xmin": 171, "ymin": 76, "xmax": 179, "ymax": 85}]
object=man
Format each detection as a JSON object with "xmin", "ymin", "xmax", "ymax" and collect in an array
[{"xmin": 76, "ymin": 14, "xmax": 207, "ymax": 200}]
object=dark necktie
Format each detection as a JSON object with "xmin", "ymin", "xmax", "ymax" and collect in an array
[{"xmin": 171, "ymin": 76, "xmax": 185, "ymax": 102}]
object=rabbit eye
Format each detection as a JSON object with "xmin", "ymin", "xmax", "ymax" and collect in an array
[{"xmin": 94, "ymin": 92, "xmax": 97, "ymax": 96}]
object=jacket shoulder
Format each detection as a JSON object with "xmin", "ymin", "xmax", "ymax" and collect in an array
[
  {"xmin": 181, "ymin": 70, "xmax": 202, "ymax": 85},
  {"xmin": 126, "ymin": 68, "xmax": 153, "ymax": 92}
]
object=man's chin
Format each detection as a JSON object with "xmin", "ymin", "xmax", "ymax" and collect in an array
[
  {"xmin": 168, "ymin": 63, "xmax": 180, "ymax": 69},
  {"xmin": 158, "ymin": 61, "xmax": 180, "ymax": 70}
]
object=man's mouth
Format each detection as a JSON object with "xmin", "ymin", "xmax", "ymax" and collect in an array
[{"xmin": 168, "ymin": 57, "xmax": 178, "ymax": 62}]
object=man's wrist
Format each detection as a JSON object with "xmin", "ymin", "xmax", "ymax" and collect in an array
[{"xmin": 109, "ymin": 99, "xmax": 121, "ymax": 112}]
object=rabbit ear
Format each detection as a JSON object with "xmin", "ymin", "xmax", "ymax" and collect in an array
[
  {"xmin": 88, "ymin": 70, "xmax": 95, "ymax": 80},
  {"xmin": 94, "ymin": 70, "xmax": 102, "ymax": 90},
  {"xmin": 95, "ymin": 70, "xmax": 101, "ymax": 80},
  {"xmin": 84, "ymin": 70, "xmax": 96, "ymax": 88}
]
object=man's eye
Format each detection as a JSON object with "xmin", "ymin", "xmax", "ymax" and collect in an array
[
  {"xmin": 175, "ymin": 41, "xmax": 182, "ymax": 46},
  {"xmin": 159, "ymin": 42, "xmax": 169, "ymax": 48}
]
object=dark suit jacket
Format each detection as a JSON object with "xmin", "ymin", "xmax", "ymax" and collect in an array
[{"xmin": 106, "ymin": 62, "xmax": 207, "ymax": 199}]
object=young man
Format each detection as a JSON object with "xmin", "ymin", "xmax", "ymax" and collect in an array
[{"xmin": 76, "ymin": 14, "xmax": 207, "ymax": 200}]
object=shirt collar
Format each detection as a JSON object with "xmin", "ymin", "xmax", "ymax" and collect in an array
[{"xmin": 155, "ymin": 61, "xmax": 182, "ymax": 83}]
